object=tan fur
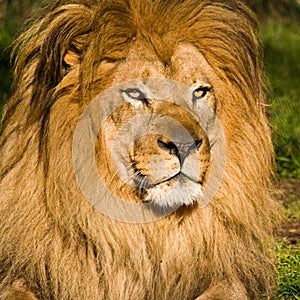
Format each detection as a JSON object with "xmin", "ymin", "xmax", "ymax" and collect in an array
[
  {"xmin": 96, "ymin": 98, "xmax": 211, "ymax": 205},
  {"xmin": 0, "ymin": 1, "xmax": 281, "ymax": 299}
]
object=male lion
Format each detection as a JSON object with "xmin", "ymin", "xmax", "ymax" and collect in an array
[{"xmin": 0, "ymin": 0, "xmax": 281, "ymax": 299}]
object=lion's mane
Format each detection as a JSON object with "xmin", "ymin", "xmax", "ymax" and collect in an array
[{"xmin": 0, "ymin": 0, "xmax": 281, "ymax": 299}]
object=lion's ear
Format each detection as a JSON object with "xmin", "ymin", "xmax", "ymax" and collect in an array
[
  {"xmin": 11, "ymin": 4, "xmax": 94, "ymax": 122},
  {"xmin": 63, "ymin": 49, "xmax": 80, "ymax": 68},
  {"xmin": 63, "ymin": 33, "xmax": 88, "ymax": 69}
]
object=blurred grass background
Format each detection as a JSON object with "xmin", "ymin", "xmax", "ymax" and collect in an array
[
  {"xmin": 0, "ymin": 0, "xmax": 300, "ymax": 299},
  {"xmin": 248, "ymin": 0, "xmax": 300, "ymax": 180},
  {"xmin": 262, "ymin": 22, "xmax": 300, "ymax": 179}
]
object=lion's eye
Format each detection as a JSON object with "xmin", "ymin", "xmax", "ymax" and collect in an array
[
  {"xmin": 123, "ymin": 88, "xmax": 146, "ymax": 101},
  {"xmin": 122, "ymin": 88, "xmax": 148, "ymax": 108},
  {"xmin": 192, "ymin": 86, "xmax": 211, "ymax": 102}
]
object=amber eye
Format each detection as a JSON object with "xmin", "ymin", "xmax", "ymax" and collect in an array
[
  {"xmin": 122, "ymin": 88, "xmax": 146, "ymax": 101},
  {"xmin": 192, "ymin": 86, "xmax": 211, "ymax": 102}
]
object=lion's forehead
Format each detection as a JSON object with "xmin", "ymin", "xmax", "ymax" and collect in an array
[{"xmin": 109, "ymin": 43, "xmax": 216, "ymax": 87}]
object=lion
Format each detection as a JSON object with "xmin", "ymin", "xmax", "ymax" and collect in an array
[{"xmin": 0, "ymin": 0, "xmax": 281, "ymax": 299}]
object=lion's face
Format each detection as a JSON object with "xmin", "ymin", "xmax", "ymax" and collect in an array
[{"xmin": 91, "ymin": 43, "xmax": 215, "ymax": 209}]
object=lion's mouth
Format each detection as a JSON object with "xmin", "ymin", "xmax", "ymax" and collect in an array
[
  {"xmin": 134, "ymin": 171, "xmax": 202, "ymax": 190},
  {"xmin": 134, "ymin": 172, "xmax": 204, "ymax": 209}
]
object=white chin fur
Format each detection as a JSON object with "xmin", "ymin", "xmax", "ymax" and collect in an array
[{"xmin": 144, "ymin": 176, "xmax": 203, "ymax": 209}]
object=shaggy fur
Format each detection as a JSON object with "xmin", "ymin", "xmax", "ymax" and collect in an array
[{"xmin": 0, "ymin": 0, "xmax": 281, "ymax": 299}]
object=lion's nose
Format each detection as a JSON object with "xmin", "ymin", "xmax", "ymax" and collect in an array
[{"xmin": 157, "ymin": 139, "xmax": 203, "ymax": 159}]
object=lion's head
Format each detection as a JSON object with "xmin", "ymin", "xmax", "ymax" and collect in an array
[
  {"xmin": 0, "ymin": 1, "xmax": 281, "ymax": 299},
  {"xmin": 93, "ymin": 45, "xmax": 215, "ymax": 211}
]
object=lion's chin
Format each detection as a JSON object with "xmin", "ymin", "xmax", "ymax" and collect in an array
[{"xmin": 142, "ymin": 175, "xmax": 204, "ymax": 211}]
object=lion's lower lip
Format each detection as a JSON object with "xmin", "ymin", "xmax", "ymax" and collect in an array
[
  {"xmin": 137, "ymin": 172, "xmax": 202, "ymax": 190},
  {"xmin": 133, "ymin": 173, "xmax": 178, "ymax": 189},
  {"xmin": 141, "ymin": 174, "xmax": 204, "ymax": 208}
]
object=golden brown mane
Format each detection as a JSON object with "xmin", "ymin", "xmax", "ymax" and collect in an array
[{"xmin": 0, "ymin": 1, "xmax": 281, "ymax": 299}]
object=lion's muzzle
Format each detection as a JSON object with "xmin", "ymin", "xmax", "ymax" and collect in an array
[{"xmin": 125, "ymin": 109, "xmax": 211, "ymax": 208}]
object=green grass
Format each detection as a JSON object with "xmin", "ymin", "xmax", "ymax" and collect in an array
[
  {"xmin": 275, "ymin": 179, "xmax": 300, "ymax": 299},
  {"xmin": 276, "ymin": 241, "xmax": 300, "ymax": 300},
  {"xmin": 244, "ymin": 17, "xmax": 300, "ymax": 300},
  {"xmin": 256, "ymin": 23, "xmax": 300, "ymax": 300},
  {"xmin": 260, "ymin": 22, "xmax": 300, "ymax": 179},
  {"xmin": 0, "ymin": 27, "xmax": 13, "ymax": 112}
]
